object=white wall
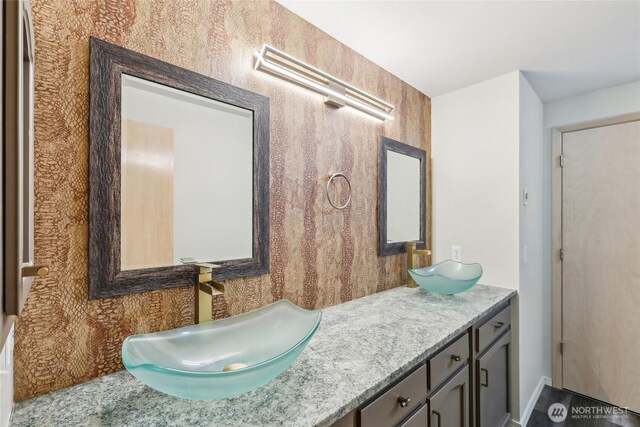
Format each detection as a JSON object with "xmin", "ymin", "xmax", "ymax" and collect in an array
[
  {"xmin": 432, "ymin": 71, "xmax": 546, "ymax": 425},
  {"xmin": 518, "ymin": 74, "xmax": 546, "ymax": 423},
  {"xmin": 432, "ymin": 71, "xmax": 520, "ymax": 287},
  {"xmin": 544, "ymin": 80, "xmax": 640, "ymax": 129},
  {"xmin": 541, "ymin": 80, "xmax": 640, "ymax": 379}
]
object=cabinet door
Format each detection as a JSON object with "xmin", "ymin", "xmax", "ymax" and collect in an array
[
  {"xmin": 477, "ymin": 330, "xmax": 511, "ymax": 427},
  {"xmin": 399, "ymin": 404, "xmax": 428, "ymax": 427},
  {"xmin": 428, "ymin": 365, "xmax": 469, "ymax": 427}
]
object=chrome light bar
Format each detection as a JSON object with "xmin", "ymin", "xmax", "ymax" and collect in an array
[{"xmin": 254, "ymin": 44, "xmax": 394, "ymax": 121}]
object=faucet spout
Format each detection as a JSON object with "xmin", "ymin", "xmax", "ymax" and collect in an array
[
  {"xmin": 406, "ymin": 241, "xmax": 431, "ymax": 288},
  {"xmin": 181, "ymin": 258, "xmax": 224, "ymax": 324}
]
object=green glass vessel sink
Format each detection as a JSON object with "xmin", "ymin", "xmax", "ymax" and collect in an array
[
  {"xmin": 409, "ymin": 260, "xmax": 483, "ymax": 295},
  {"xmin": 122, "ymin": 299, "xmax": 321, "ymax": 400}
]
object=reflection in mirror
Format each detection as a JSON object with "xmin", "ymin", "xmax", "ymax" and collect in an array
[
  {"xmin": 378, "ymin": 136, "xmax": 427, "ymax": 256},
  {"xmin": 386, "ymin": 151, "xmax": 421, "ymax": 243},
  {"xmin": 120, "ymin": 75, "xmax": 253, "ymax": 270}
]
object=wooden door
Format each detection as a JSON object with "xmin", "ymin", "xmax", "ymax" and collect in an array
[
  {"xmin": 120, "ymin": 119, "xmax": 175, "ymax": 270},
  {"xmin": 477, "ymin": 331, "xmax": 510, "ymax": 427},
  {"xmin": 428, "ymin": 366, "xmax": 469, "ymax": 427},
  {"xmin": 562, "ymin": 120, "xmax": 640, "ymax": 412}
]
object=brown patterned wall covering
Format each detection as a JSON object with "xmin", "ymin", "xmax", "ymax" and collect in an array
[{"xmin": 14, "ymin": 0, "xmax": 431, "ymax": 401}]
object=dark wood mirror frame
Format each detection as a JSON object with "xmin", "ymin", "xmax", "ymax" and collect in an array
[
  {"xmin": 378, "ymin": 136, "xmax": 427, "ymax": 256},
  {"xmin": 88, "ymin": 37, "xmax": 269, "ymax": 299}
]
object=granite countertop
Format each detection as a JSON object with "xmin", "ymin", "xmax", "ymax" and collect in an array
[{"xmin": 11, "ymin": 284, "xmax": 515, "ymax": 427}]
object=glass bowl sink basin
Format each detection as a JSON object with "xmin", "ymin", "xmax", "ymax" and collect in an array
[
  {"xmin": 408, "ymin": 260, "xmax": 483, "ymax": 295},
  {"xmin": 121, "ymin": 299, "xmax": 321, "ymax": 400}
]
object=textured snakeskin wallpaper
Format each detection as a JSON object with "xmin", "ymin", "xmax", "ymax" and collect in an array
[{"xmin": 14, "ymin": 0, "xmax": 430, "ymax": 400}]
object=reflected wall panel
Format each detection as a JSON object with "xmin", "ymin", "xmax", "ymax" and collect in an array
[{"xmin": 121, "ymin": 120, "xmax": 174, "ymax": 270}]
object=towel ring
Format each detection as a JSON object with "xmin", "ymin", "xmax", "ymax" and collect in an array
[{"xmin": 326, "ymin": 172, "xmax": 352, "ymax": 210}]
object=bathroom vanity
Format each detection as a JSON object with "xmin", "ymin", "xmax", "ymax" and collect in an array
[
  {"xmin": 334, "ymin": 301, "xmax": 512, "ymax": 427},
  {"xmin": 10, "ymin": 284, "xmax": 515, "ymax": 427}
]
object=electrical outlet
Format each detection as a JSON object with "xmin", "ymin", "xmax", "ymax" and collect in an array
[
  {"xmin": 452, "ymin": 246, "xmax": 462, "ymax": 262},
  {"xmin": 523, "ymin": 188, "xmax": 529, "ymax": 206}
]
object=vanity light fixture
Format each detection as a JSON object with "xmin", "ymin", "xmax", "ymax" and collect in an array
[{"xmin": 254, "ymin": 44, "xmax": 394, "ymax": 121}]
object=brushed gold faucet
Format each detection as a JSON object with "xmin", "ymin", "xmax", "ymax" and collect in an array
[
  {"xmin": 406, "ymin": 241, "xmax": 431, "ymax": 288},
  {"xmin": 181, "ymin": 258, "xmax": 225, "ymax": 324}
]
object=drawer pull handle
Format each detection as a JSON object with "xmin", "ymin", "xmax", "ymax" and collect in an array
[
  {"xmin": 494, "ymin": 321, "xmax": 505, "ymax": 329},
  {"xmin": 480, "ymin": 368, "xmax": 489, "ymax": 387},
  {"xmin": 397, "ymin": 396, "xmax": 411, "ymax": 408},
  {"xmin": 451, "ymin": 354, "xmax": 462, "ymax": 362}
]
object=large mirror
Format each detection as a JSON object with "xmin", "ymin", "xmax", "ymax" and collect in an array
[
  {"xmin": 88, "ymin": 38, "xmax": 269, "ymax": 299},
  {"xmin": 120, "ymin": 75, "xmax": 253, "ymax": 269},
  {"xmin": 378, "ymin": 136, "xmax": 427, "ymax": 255}
]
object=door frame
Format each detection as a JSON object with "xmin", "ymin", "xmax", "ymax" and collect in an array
[
  {"xmin": 2, "ymin": 0, "xmax": 36, "ymax": 346},
  {"xmin": 551, "ymin": 112, "xmax": 640, "ymax": 388}
]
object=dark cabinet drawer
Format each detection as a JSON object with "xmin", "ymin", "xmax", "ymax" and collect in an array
[
  {"xmin": 477, "ymin": 330, "xmax": 511, "ymax": 427},
  {"xmin": 359, "ymin": 364, "xmax": 427, "ymax": 427},
  {"xmin": 399, "ymin": 404, "xmax": 428, "ymax": 427},
  {"xmin": 428, "ymin": 333, "xmax": 469, "ymax": 392},
  {"xmin": 331, "ymin": 410, "xmax": 356, "ymax": 427},
  {"xmin": 428, "ymin": 365, "xmax": 470, "ymax": 427},
  {"xmin": 476, "ymin": 306, "xmax": 510, "ymax": 354}
]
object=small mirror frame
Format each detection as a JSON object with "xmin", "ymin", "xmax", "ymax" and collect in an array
[
  {"xmin": 88, "ymin": 38, "xmax": 269, "ymax": 299},
  {"xmin": 378, "ymin": 136, "xmax": 427, "ymax": 256}
]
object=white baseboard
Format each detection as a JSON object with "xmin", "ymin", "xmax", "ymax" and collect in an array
[{"xmin": 515, "ymin": 376, "xmax": 551, "ymax": 427}]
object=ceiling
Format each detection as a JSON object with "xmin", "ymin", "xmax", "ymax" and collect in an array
[{"xmin": 277, "ymin": 1, "xmax": 640, "ymax": 102}]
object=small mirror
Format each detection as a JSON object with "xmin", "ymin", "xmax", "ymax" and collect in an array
[
  {"xmin": 378, "ymin": 136, "xmax": 427, "ymax": 255},
  {"xmin": 89, "ymin": 38, "xmax": 269, "ymax": 299}
]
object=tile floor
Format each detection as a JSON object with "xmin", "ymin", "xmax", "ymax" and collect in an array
[{"xmin": 527, "ymin": 386, "xmax": 640, "ymax": 426}]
